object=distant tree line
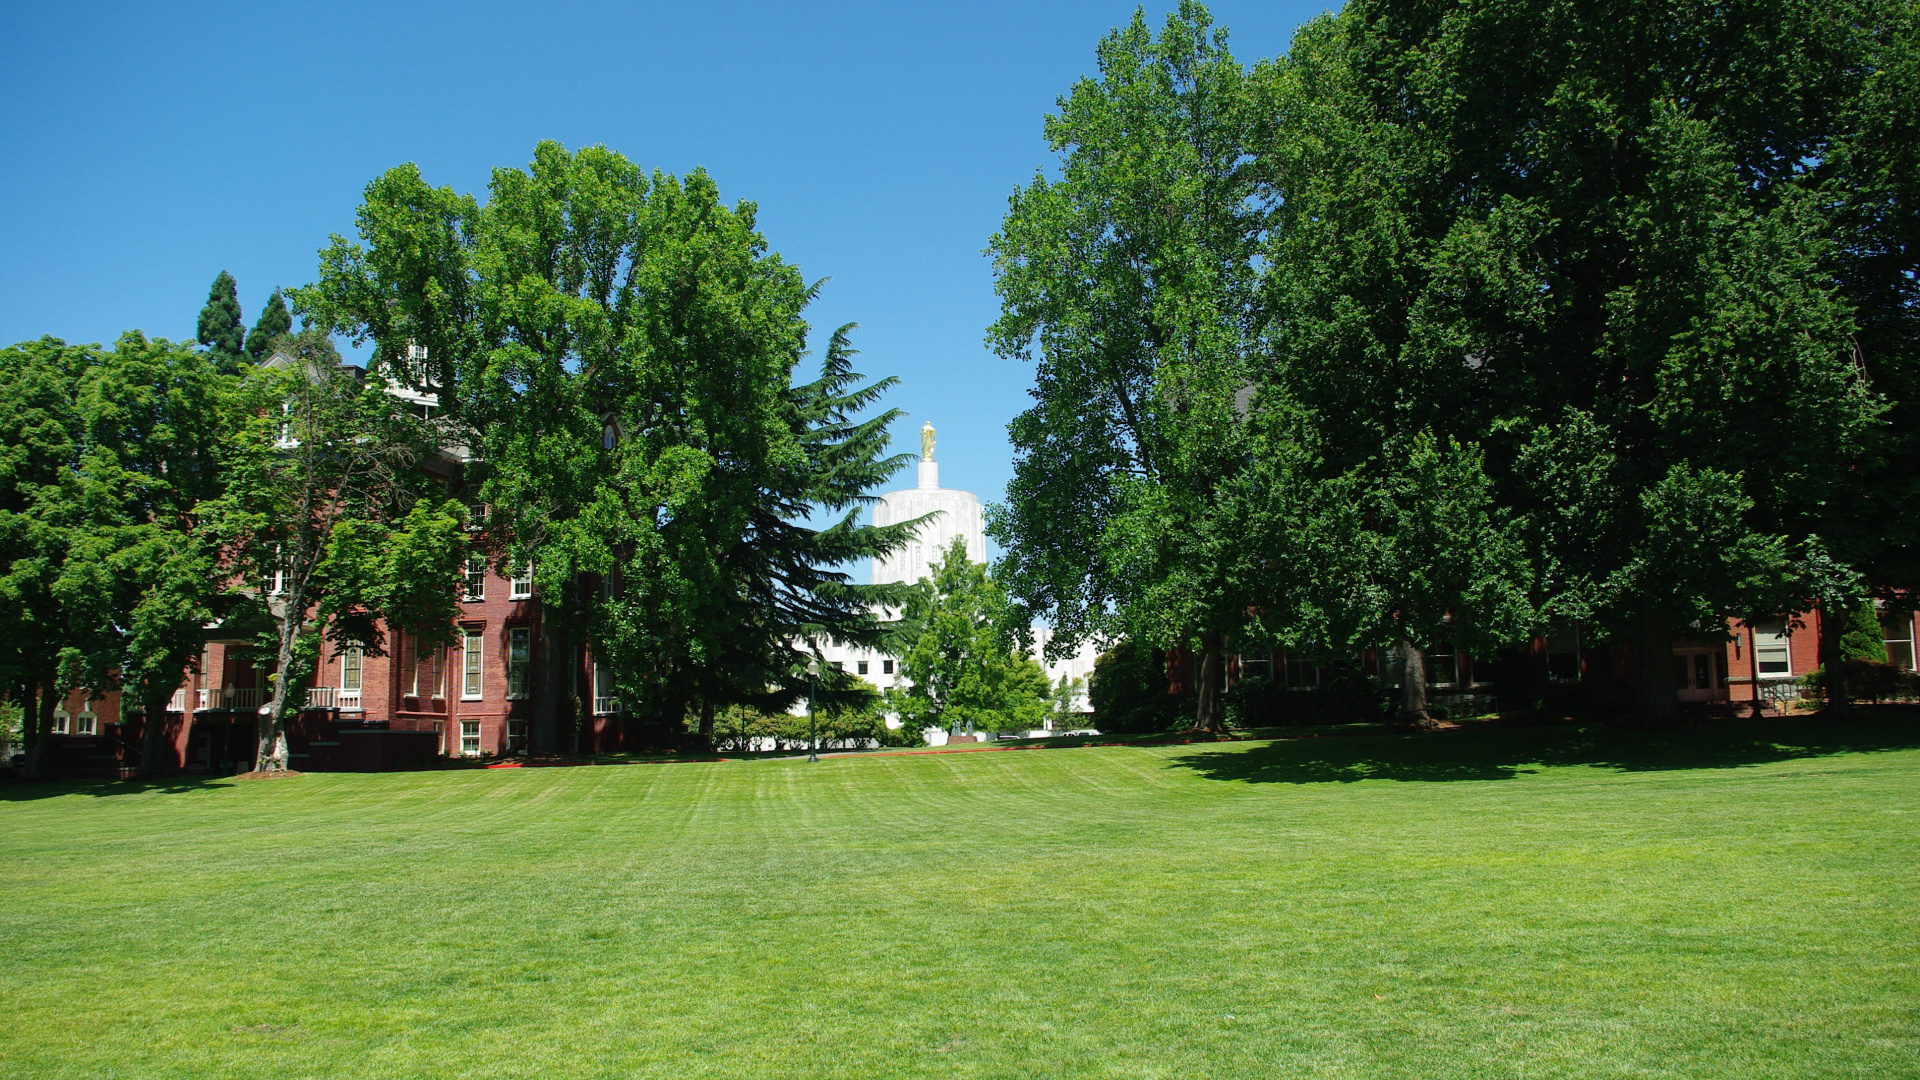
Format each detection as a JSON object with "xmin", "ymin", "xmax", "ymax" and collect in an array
[{"xmin": 994, "ymin": 0, "xmax": 1918, "ymax": 730}]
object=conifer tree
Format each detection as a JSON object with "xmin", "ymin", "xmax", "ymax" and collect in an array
[
  {"xmin": 195, "ymin": 271, "xmax": 247, "ymax": 375},
  {"xmin": 245, "ymin": 289, "xmax": 292, "ymax": 362}
]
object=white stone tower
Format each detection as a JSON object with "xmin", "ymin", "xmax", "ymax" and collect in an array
[{"xmin": 870, "ymin": 422, "xmax": 985, "ymax": 586}]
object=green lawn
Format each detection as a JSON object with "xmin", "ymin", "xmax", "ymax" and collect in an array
[{"xmin": 3, "ymin": 717, "xmax": 1917, "ymax": 1079}]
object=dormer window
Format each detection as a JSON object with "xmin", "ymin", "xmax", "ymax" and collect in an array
[{"xmin": 603, "ymin": 423, "xmax": 618, "ymax": 451}]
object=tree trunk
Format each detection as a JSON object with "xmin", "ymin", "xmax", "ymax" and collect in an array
[
  {"xmin": 1193, "ymin": 630, "xmax": 1225, "ymax": 733},
  {"xmin": 139, "ymin": 689, "xmax": 171, "ymax": 777},
  {"xmin": 1819, "ymin": 603, "xmax": 1851, "ymax": 716},
  {"xmin": 258, "ymin": 615, "xmax": 300, "ymax": 772},
  {"xmin": 531, "ymin": 608, "xmax": 564, "ymax": 755},
  {"xmin": 1746, "ymin": 622, "xmax": 1764, "ymax": 719},
  {"xmin": 1634, "ymin": 610, "xmax": 1678, "ymax": 727},
  {"xmin": 17, "ymin": 681, "xmax": 45, "ymax": 780},
  {"xmin": 698, "ymin": 696, "xmax": 716, "ymax": 752},
  {"xmin": 24, "ymin": 672, "xmax": 59, "ymax": 772},
  {"xmin": 1397, "ymin": 641, "xmax": 1433, "ymax": 728},
  {"xmin": 22, "ymin": 677, "xmax": 57, "ymax": 780}
]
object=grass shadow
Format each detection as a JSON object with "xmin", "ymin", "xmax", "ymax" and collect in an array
[
  {"xmin": 1168, "ymin": 709, "xmax": 1920, "ymax": 784},
  {"xmin": 0, "ymin": 773, "xmax": 240, "ymax": 802}
]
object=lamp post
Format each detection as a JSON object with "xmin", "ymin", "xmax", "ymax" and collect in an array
[{"xmin": 805, "ymin": 657, "xmax": 820, "ymax": 763}]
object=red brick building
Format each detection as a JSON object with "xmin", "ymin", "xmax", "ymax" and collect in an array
[{"xmin": 1198, "ymin": 608, "xmax": 1920, "ymax": 714}]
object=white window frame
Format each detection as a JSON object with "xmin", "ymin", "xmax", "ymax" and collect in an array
[
  {"xmin": 460, "ymin": 720, "xmax": 482, "ymax": 757},
  {"xmin": 463, "ymin": 557, "xmax": 487, "ymax": 602},
  {"xmin": 506, "ymin": 719, "xmax": 527, "ymax": 755},
  {"xmin": 509, "ymin": 561, "xmax": 534, "ymax": 600},
  {"xmin": 592, "ymin": 662, "xmax": 618, "ymax": 716},
  {"xmin": 507, "ymin": 627, "xmax": 530, "ymax": 699},
  {"xmin": 74, "ymin": 712, "xmax": 97, "ymax": 736},
  {"xmin": 1881, "ymin": 611, "xmax": 1914, "ymax": 671},
  {"xmin": 51, "ymin": 710, "xmax": 70, "ymax": 735},
  {"xmin": 882, "ymin": 658, "xmax": 894, "ymax": 675},
  {"xmin": 1754, "ymin": 622, "xmax": 1793, "ymax": 677},
  {"xmin": 340, "ymin": 647, "xmax": 363, "ymax": 692},
  {"xmin": 463, "ymin": 629, "xmax": 484, "ymax": 700},
  {"xmin": 857, "ymin": 659, "xmax": 869, "ymax": 676}
]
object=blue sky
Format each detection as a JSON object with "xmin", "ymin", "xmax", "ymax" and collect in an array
[{"xmin": 0, "ymin": 0, "xmax": 1332, "ymax": 558}]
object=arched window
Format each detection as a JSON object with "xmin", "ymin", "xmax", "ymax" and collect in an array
[{"xmin": 603, "ymin": 423, "xmax": 618, "ymax": 451}]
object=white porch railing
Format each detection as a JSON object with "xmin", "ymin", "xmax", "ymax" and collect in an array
[
  {"xmin": 168, "ymin": 689, "xmax": 189, "ymax": 712},
  {"xmin": 593, "ymin": 696, "xmax": 620, "ymax": 716},
  {"xmin": 305, "ymin": 687, "xmax": 363, "ymax": 710},
  {"xmin": 198, "ymin": 687, "xmax": 264, "ymax": 711}
]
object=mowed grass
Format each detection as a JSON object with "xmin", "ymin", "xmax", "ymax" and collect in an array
[{"xmin": 3, "ymin": 717, "xmax": 1917, "ymax": 1079}]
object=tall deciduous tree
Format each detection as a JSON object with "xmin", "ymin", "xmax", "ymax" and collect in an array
[
  {"xmin": 204, "ymin": 329, "xmax": 468, "ymax": 771},
  {"xmin": 0, "ymin": 338, "xmax": 92, "ymax": 779},
  {"xmin": 196, "ymin": 271, "xmax": 247, "ymax": 375},
  {"xmin": 58, "ymin": 333, "xmax": 227, "ymax": 774},
  {"xmin": 889, "ymin": 538, "xmax": 1051, "ymax": 738},
  {"xmin": 302, "ymin": 142, "xmax": 917, "ymax": 751},
  {"xmin": 986, "ymin": 3, "xmax": 1272, "ymax": 732},
  {"xmin": 1262, "ymin": 1, "xmax": 1884, "ymax": 723}
]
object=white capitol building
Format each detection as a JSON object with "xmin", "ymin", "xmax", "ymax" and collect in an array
[{"xmin": 816, "ymin": 423, "xmax": 1100, "ymax": 736}]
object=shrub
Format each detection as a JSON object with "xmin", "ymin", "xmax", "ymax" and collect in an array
[
  {"xmin": 1224, "ymin": 674, "xmax": 1281, "ymax": 727},
  {"xmin": 1088, "ymin": 641, "xmax": 1189, "ymax": 733},
  {"xmin": 1802, "ymin": 660, "xmax": 1920, "ymax": 703}
]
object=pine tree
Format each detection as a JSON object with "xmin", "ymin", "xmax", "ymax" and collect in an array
[
  {"xmin": 195, "ymin": 271, "xmax": 246, "ymax": 375},
  {"xmin": 245, "ymin": 289, "xmax": 292, "ymax": 362}
]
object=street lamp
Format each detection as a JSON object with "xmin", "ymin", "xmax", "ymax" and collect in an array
[{"xmin": 805, "ymin": 657, "xmax": 820, "ymax": 763}]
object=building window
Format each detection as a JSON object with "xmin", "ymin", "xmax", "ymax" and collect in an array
[
  {"xmin": 75, "ymin": 712, "xmax": 97, "ymax": 736},
  {"xmin": 857, "ymin": 660, "xmax": 869, "ymax": 675},
  {"xmin": 1282, "ymin": 653, "xmax": 1320, "ymax": 688},
  {"xmin": 1754, "ymin": 622, "xmax": 1792, "ymax": 676},
  {"xmin": 463, "ymin": 629, "xmax": 484, "ymax": 699},
  {"xmin": 509, "ymin": 562, "xmax": 533, "ymax": 599},
  {"xmin": 883, "ymin": 659, "xmax": 894, "ymax": 675},
  {"xmin": 463, "ymin": 557, "xmax": 486, "ymax": 601},
  {"xmin": 414, "ymin": 640, "xmax": 445, "ymax": 700},
  {"xmin": 1239, "ymin": 654, "xmax": 1272, "ymax": 681},
  {"xmin": 1546, "ymin": 624, "xmax": 1581, "ymax": 682},
  {"xmin": 51, "ymin": 710, "xmax": 69, "ymax": 735},
  {"xmin": 341, "ymin": 647, "xmax": 363, "ymax": 692},
  {"xmin": 1425, "ymin": 643, "xmax": 1460, "ymax": 687},
  {"xmin": 506, "ymin": 719, "xmax": 527, "ymax": 755},
  {"xmin": 603, "ymin": 423, "xmax": 618, "ymax": 450},
  {"xmin": 461, "ymin": 720, "xmax": 481, "ymax": 757},
  {"xmin": 593, "ymin": 662, "xmax": 618, "ymax": 715},
  {"xmin": 1882, "ymin": 612, "xmax": 1914, "ymax": 670},
  {"xmin": 507, "ymin": 628, "xmax": 530, "ymax": 699}
]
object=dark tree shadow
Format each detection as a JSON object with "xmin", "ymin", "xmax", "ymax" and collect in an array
[
  {"xmin": 0, "ymin": 773, "xmax": 238, "ymax": 802},
  {"xmin": 1167, "ymin": 711, "xmax": 1920, "ymax": 784}
]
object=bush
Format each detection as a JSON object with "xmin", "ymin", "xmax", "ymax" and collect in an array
[
  {"xmin": 1089, "ymin": 641, "xmax": 1189, "ymax": 733},
  {"xmin": 1293, "ymin": 664, "xmax": 1394, "ymax": 725},
  {"xmin": 1802, "ymin": 660, "xmax": 1920, "ymax": 703},
  {"xmin": 1224, "ymin": 674, "xmax": 1282, "ymax": 727}
]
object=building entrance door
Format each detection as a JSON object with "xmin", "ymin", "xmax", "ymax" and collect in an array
[{"xmin": 1673, "ymin": 648, "xmax": 1723, "ymax": 702}]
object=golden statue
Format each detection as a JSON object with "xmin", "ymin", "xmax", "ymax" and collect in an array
[{"xmin": 921, "ymin": 421, "xmax": 935, "ymax": 462}]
